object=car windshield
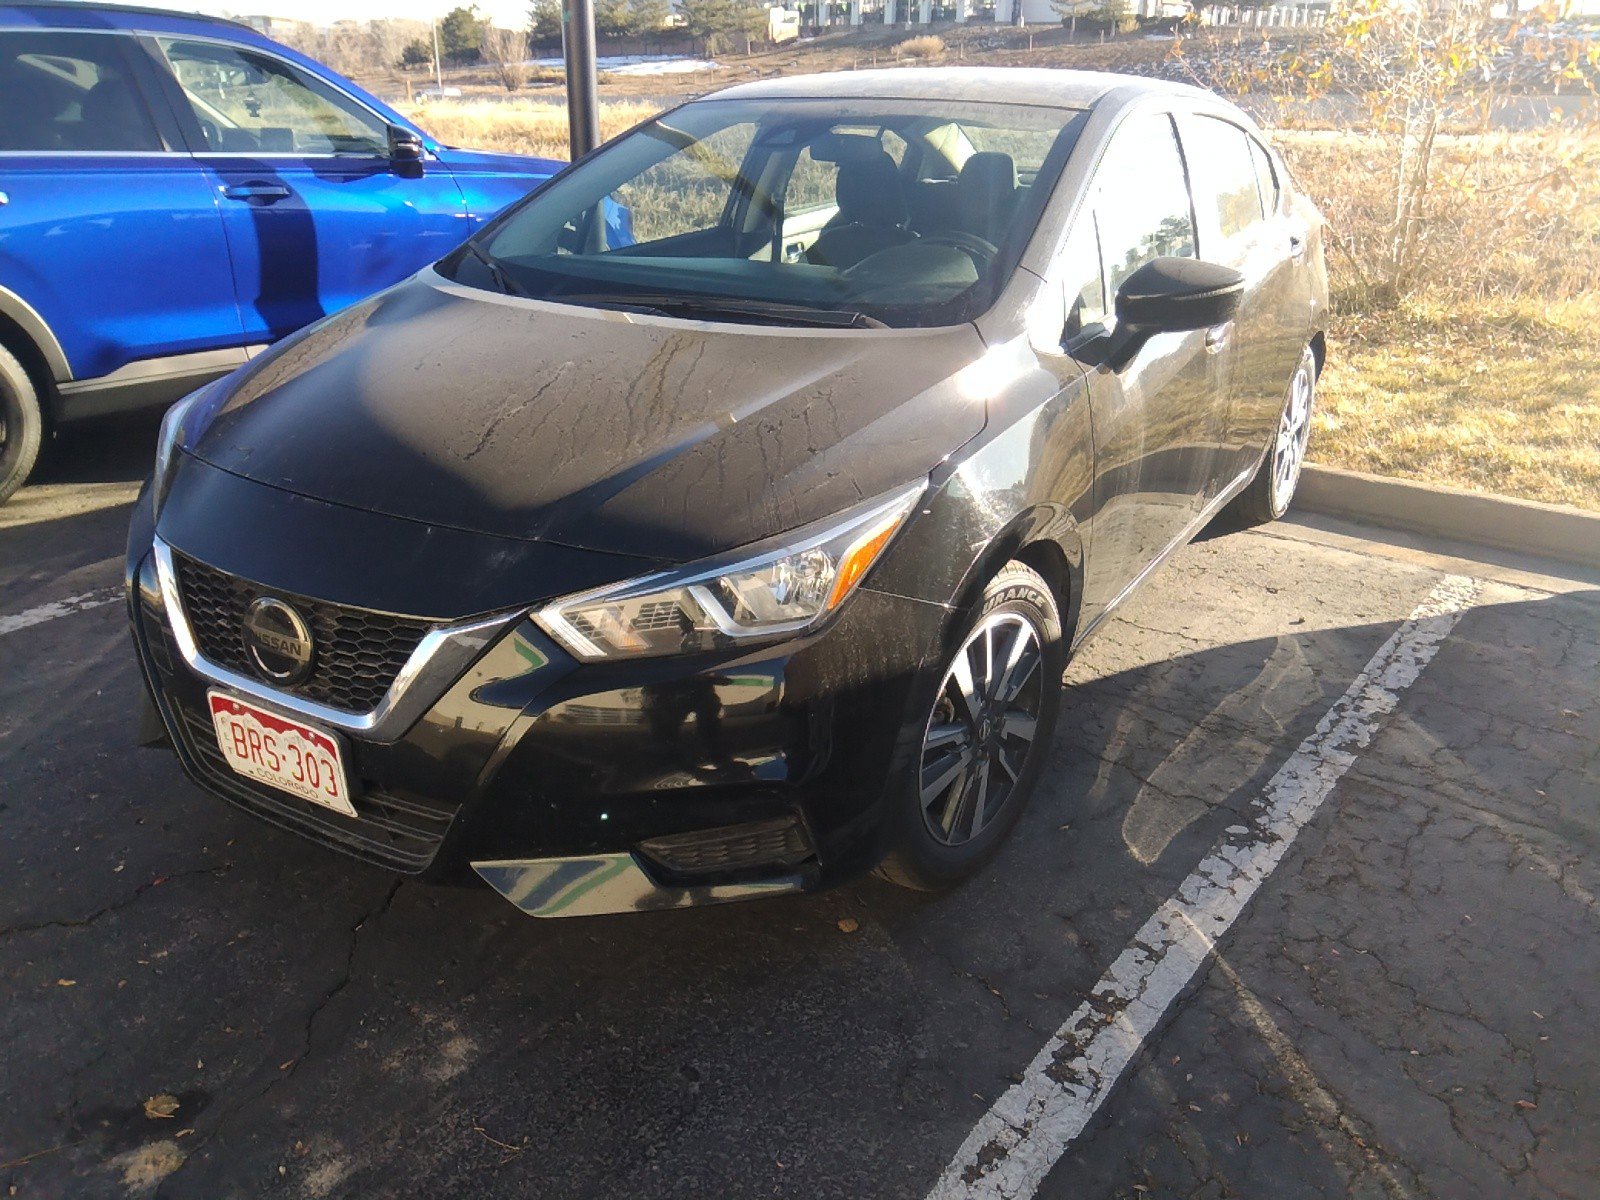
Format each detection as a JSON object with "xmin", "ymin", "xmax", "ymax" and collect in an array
[{"xmin": 445, "ymin": 97, "xmax": 1088, "ymax": 329}]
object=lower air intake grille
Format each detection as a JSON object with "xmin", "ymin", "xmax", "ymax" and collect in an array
[
  {"xmin": 638, "ymin": 816, "xmax": 814, "ymax": 877},
  {"xmin": 173, "ymin": 553, "xmax": 434, "ymax": 714},
  {"xmin": 170, "ymin": 701, "xmax": 458, "ymax": 873}
]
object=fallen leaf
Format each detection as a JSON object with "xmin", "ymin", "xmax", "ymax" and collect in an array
[
  {"xmin": 56, "ymin": 979, "xmax": 76, "ymax": 987},
  {"xmin": 1515, "ymin": 1099, "xmax": 1537, "ymax": 1110},
  {"xmin": 143, "ymin": 1094, "xmax": 180, "ymax": 1120},
  {"xmin": 837, "ymin": 917, "xmax": 859, "ymax": 934}
]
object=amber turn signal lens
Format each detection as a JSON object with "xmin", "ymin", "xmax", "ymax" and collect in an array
[{"xmin": 826, "ymin": 513, "xmax": 905, "ymax": 612}]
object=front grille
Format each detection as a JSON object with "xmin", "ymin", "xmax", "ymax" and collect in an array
[
  {"xmin": 638, "ymin": 816, "xmax": 814, "ymax": 877},
  {"xmin": 169, "ymin": 700, "xmax": 458, "ymax": 872},
  {"xmin": 174, "ymin": 554, "xmax": 434, "ymax": 713}
]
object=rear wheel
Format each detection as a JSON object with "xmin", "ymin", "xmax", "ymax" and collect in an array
[
  {"xmin": 876, "ymin": 561, "xmax": 1064, "ymax": 892},
  {"xmin": 1229, "ymin": 345, "xmax": 1317, "ymax": 526},
  {"xmin": 0, "ymin": 344, "xmax": 43, "ymax": 505}
]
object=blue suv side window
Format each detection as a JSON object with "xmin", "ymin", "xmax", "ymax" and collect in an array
[
  {"xmin": 157, "ymin": 38, "xmax": 388, "ymax": 157},
  {"xmin": 0, "ymin": 30, "xmax": 162, "ymax": 152}
]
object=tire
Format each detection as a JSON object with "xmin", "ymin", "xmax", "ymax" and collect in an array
[
  {"xmin": 875, "ymin": 560, "xmax": 1065, "ymax": 892},
  {"xmin": 1228, "ymin": 344, "xmax": 1317, "ymax": 527},
  {"xmin": 0, "ymin": 344, "xmax": 44, "ymax": 505}
]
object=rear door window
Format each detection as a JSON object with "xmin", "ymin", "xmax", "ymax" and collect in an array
[
  {"xmin": 1249, "ymin": 136, "xmax": 1281, "ymax": 216},
  {"xmin": 0, "ymin": 30, "xmax": 163, "ymax": 152},
  {"xmin": 1179, "ymin": 115, "xmax": 1264, "ymax": 254}
]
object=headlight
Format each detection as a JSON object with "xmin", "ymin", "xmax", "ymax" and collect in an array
[
  {"xmin": 537, "ymin": 485, "xmax": 924, "ymax": 660},
  {"xmin": 151, "ymin": 382, "xmax": 220, "ymax": 517}
]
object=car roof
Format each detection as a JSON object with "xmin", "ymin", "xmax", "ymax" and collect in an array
[
  {"xmin": 705, "ymin": 67, "xmax": 1214, "ymax": 112},
  {"xmin": 0, "ymin": 1, "xmax": 255, "ymax": 36}
]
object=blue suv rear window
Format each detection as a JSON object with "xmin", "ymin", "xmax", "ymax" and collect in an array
[{"xmin": 0, "ymin": 31, "xmax": 161, "ymax": 153}]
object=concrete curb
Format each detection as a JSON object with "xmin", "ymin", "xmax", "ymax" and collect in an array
[{"xmin": 1296, "ymin": 464, "xmax": 1600, "ymax": 571}]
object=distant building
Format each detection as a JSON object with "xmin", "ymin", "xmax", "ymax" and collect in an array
[
  {"xmin": 234, "ymin": 13, "xmax": 306, "ymax": 35},
  {"xmin": 770, "ymin": 6, "xmax": 802, "ymax": 39}
]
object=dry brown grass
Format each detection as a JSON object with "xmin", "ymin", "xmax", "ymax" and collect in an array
[
  {"xmin": 1276, "ymin": 129, "xmax": 1600, "ymax": 310},
  {"xmin": 401, "ymin": 97, "xmax": 1600, "ymax": 509},
  {"xmin": 893, "ymin": 35, "xmax": 947, "ymax": 62},
  {"xmin": 1277, "ymin": 128, "xmax": 1600, "ymax": 507},
  {"xmin": 398, "ymin": 98, "xmax": 660, "ymax": 160},
  {"xmin": 1317, "ymin": 296, "xmax": 1600, "ymax": 508}
]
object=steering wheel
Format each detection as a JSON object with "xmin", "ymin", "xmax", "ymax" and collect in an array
[{"xmin": 921, "ymin": 231, "xmax": 1001, "ymax": 267}]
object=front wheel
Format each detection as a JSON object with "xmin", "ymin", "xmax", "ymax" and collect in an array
[
  {"xmin": 1229, "ymin": 345, "xmax": 1317, "ymax": 526},
  {"xmin": 0, "ymin": 344, "xmax": 44, "ymax": 505},
  {"xmin": 875, "ymin": 561, "xmax": 1064, "ymax": 892}
]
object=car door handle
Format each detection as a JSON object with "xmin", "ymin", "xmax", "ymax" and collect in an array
[
  {"xmin": 221, "ymin": 183, "xmax": 292, "ymax": 203},
  {"xmin": 1205, "ymin": 322, "xmax": 1232, "ymax": 354}
]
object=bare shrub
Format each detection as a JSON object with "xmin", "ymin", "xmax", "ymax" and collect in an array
[
  {"xmin": 1279, "ymin": 128, "xmax": 1600, "ymax": 310},
  {"xmin": 480, "ymin": 24, "xmax": 528, "ymax": 92},
  {"xmin": 893, "ymin": 35, "xmax": 946, "ymax": 61},
  {"xmin": 1174, "ymin": 1, "xmax": 1599, "ymax": 310}
]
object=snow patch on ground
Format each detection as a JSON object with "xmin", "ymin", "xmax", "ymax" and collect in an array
[{"xmin": 525, "ymin": 54, "xmax": 721, "ymax": 74}]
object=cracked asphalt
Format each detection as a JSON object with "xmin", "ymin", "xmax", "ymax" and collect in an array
[{"xmin": 2, "ymin": 417, "xmax": 1597, "ymax": 1200}]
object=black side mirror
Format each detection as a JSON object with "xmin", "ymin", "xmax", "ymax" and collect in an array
[
  {"xmin": 387, "ymin": 125, "xmax": 426, "ymax": 172},
  {"xmin": 1079, "ymin": 257, "xmax": 1244, "ymax": 371},
  {"xmin": 1117, "ymin": 257, "xmax": 1244, "ymax": 334}
]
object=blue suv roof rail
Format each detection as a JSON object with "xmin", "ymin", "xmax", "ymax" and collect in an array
[{"xmin": 0, "ymin": 1, "xmax": 255, "ymax": 29}]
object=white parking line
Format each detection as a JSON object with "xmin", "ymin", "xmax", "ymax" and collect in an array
[
  {"xmin": 0, "ymin": 587, "xmax": 123, "ymax": 637},
  {"xmin": 927, "ymin": 573, "xmax": 1483, "ymax": 1200}
]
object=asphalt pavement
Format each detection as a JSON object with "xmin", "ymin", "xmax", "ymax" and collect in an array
[{"xmin": 2, "ymin": 419, "xmax": 1597, "ymax": 1200}]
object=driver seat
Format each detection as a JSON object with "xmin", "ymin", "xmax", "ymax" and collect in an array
[{"xmin": 806, "ymin": 148, "xmax": 917, "ymax": 270}]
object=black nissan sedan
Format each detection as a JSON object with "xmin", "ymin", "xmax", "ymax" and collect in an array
[{"xmin": 127, "ymin": 69, "xmax": 1327, "ymax": 917}]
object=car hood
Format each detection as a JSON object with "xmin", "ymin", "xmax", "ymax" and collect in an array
[
  {"xmin": 433, "ymin": 145, "xmax": 564, "ymax": 175},
  {"xmin": 189, "ymin": 273, "xmax": 989, "ymax": 563}
]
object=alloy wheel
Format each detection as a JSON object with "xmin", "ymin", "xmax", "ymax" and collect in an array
[
  {"xmin": 1271, "ymin": 355, "xmax": 1315, "ymax": 514},
  {"xmin": 919, "ymin": 611, "xmax": 1044, "ymax": 846}
]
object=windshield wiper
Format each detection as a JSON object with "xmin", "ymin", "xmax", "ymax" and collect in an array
[
  {"xmin": 550, "ymin": 292, "xmax": 886, "ymax": 329},
  {"xmin": 461, "ymin": 242, "xmax": 522, "ymax": 297}
]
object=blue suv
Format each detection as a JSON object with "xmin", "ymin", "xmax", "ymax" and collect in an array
[{"xmin": 0, "ymin": 1, "xmax": 563, "ymax": 500}]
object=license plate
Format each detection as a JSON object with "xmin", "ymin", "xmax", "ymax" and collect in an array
[{"xmin": 208, "ymin": 691, "xmax": 357, "ymax": 818}]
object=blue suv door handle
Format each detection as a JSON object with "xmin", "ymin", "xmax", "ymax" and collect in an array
[{"xmin": 221, "ymin": 182, "xmax": 292, "ymax": 203}]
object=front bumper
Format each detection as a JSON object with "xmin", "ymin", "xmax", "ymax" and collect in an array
[{"xmin": 128, "ymin": 497, "xmax": 948, "ymax": 915}]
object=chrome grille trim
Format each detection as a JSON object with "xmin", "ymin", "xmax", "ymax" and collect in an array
[{"xmin": 152, "ymin": 535, "xmax": 514, "ymax": 741}]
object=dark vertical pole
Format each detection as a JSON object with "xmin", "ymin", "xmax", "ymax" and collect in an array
[{"xmin": 563, "ymin": 0, "xmax": 601, "ymax": 159}]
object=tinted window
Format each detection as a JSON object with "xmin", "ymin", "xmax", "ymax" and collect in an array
[
  {"xmin": 0, "ymin": 31, "xmax": 161, "ymax": 152},
  {"xmin": 1060, "ymin": 215, "xmax": 1106, "ymax": 342},
  {"xmin": 158, "ymin": 38, "xmax": 386, "ymax": 156},
  {"xmin": 465, "ymin": 98, "xmax": 1088, "ymax": 329},
  {"xmin": 1093, "ymin": 113, "xmax": 1196, "ymax": 299},
  {"xmin": 782, "ymin": 127, "xmax": 907, "ymax": 217},
  {"xmin": 605, "ymin": 122, "xmax": 758, "ymax": 247},
  {"xmin": 1182, "ymin": 115, "xmax": 1263, "ymax": 245}
]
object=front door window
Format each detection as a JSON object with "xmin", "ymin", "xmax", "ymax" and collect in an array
[{"xmin": 157, "ymin": 38, "xmax": 387, "ymax": 157}]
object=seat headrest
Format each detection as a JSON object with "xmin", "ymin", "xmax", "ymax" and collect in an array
[
  {"xmin": 78, "ymin": 76, "xmax": 160, "ymax": 152},
  {"xmin": 956, "ymin": 151, "xmax": 1018, "ymax": 244},
  {"xmin": 834, "ymin": 148, "xmax": 908, "ymax": 229}
]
